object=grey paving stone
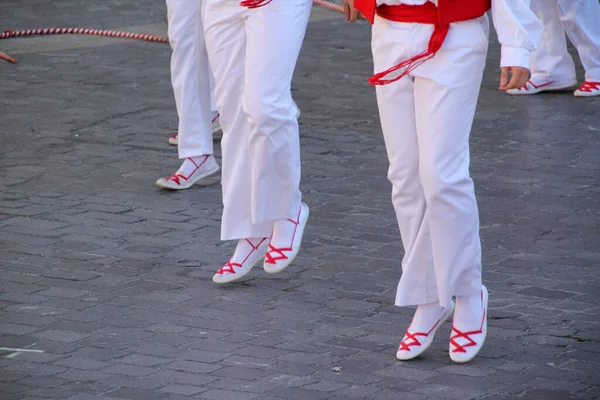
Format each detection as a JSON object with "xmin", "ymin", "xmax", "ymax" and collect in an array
[
  {"xmin": 164, "ymin": 360, "xmax": 223, "ymax": 374},
  {"xmin": 53, "ymin": 357, "xmax": 110, "ymax": 370},
  {"xmin": 199, "ymin": 389, "xmax": 259, "ymax": 400},
  {"xmin": 1, "ymin": 1, "xmax": 599, "ymax": 400},
  {"xmin": 102, "ymin": 387, "xmax": 169, "ymax": 400},
  {"xmin": 159, "ymin": 384, "xmax": 207, "ymax": 396},
  {"xmin": 210, "ymin": 366, "xmax": 272, "ymax": 381},
  {"xmin": 119, "ymin": 354, "xmax": 174, "ymax": 367},
  {"xmin": 100, "ymin": 364, "xmax": 158, "ymax": 377},
  {"xmin": 30, "ymin": 329, "xmax": 90, "ymax": 343}
]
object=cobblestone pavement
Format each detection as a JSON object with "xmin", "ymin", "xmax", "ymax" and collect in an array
[{"xmin": 1, "ymin": 1, "xmax": 599, "ymax": 399}]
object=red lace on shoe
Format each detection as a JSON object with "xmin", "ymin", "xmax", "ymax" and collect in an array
[
  {"xmin": 577, "ymin": 81, "xmax": 600, "ymax": 93},
  {"xmin": 212, "ymin": 114, "xmax": 220, "ymax": 124},
  {"xmin": 264, "ymin": 206, "xmax": 301, "ymax": 265},
  {"xmin": 449, "ymin": 291, "xmax": 486, "ymax": 353},
  {"xmin": 240, "ymin": 0, "xmax": 272, "ymax": 8},
  {"xmin": 397, "ymin": 309, "xmax": 447, "ymax": 352},
  {"xmin": 216, "ymin": 238, "xmax": 267, "ymax": 275},
  {"xmin": 166, "ymin": 156, "xmax": 209, "ymax": 185},
  {"xmin": 519, "ymin": 80, "xmax": 554, "ymax": 91},
  {"xmin": 170, "ymin": 133, "xmax": 178, "ymax": 140}
]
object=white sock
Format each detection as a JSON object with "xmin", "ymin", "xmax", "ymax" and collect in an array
[
  {"xmin": 270, "ymin": 207, "xmax": 301, "ymax": 249},
  {"xmin": 230, "ymin": 237, "xmax": 268, "ymax": 264},
  {"xmin": 176, "ymin": 155, "xmax": 211, "ymax": 177},
  {"xmin": 407, "ymin": 301, "xmax": 447, "ymax": 333},
  {"xmin": 453, "ymin": 290, "xmax": 484, "ymax": 331}
]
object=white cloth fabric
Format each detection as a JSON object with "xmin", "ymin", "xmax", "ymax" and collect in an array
[
  {"xmin": 167, "ymin": 0, "xmax": 217, "ymax": 159},
  {"xmin": 529, "ymin": 0, "xmax": 600, "ymax": 82},
  {"xmin": 371, "ymin": 1, "xmax": 541, "ymax": 308},
  {"xmin": 373, "ymin": 15, "xmax": 489, "ymax": 308},
  {"xmin": 375, "ymin": 0, "xmax": 542, "ymax": 69},
  {"xmin": 203, "ymin": 0, "xmax": 310, "ymax": 240}
]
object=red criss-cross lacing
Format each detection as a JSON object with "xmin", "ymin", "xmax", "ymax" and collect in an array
[
  {"xmin": 240, "ymin": 0, "xmax": 272, "ymax": 8},
  {"xmin": 217, "ymin": 260, "xmax": 241, "ymax": 275},
  {"xmin": 519, "ymin": 80, "xmax": 554, "ymax": 91},
  {"xmin": 397, "ymin": 309, "xmax": 446, "ymax": 352},
  {"xmin": 449, "ymin": 291, "xmax": 486, "ymax": 354},
  {"xmin": 398, "ymin": 329, "xmax": 427, "ymax": 352},
  {"xmin": 216, "ymin": 238, "xmax": 267, "ymax": 275},
  {"xmin": 577, "ymin": 81, "xmax": 600, "ymax": 93},
  {"xmin": 166, "ymin": 156, "xmax": 208, "ymax": 185},
  {"xmin": 264, "ymin": 207, "xmax": 301, "ymax": 265},
  {"xmin": 369, "ymin": 24, "xmax": 448, "ymax": 86}
]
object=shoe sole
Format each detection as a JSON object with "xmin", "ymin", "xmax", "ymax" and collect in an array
[
  {"xmin": 264, "ymin": 203, "xmax": 309, "ymax": 274},
  {"xmin": 450, "ymin": 286, "xmax": 489, "ymax": 364},
  {"xmin": 212, "ymin": 252, "xmax": 266, "ymax": 284},
  {"xmin": 396, "ymin": 301, "xmax": 455, "ymax": 361},
  {"xmin": 574, "ymin": 91, "xmax": 600, "ymax": 97},
  {"xmin": 155, "ymin": 165, "xmax": 220, "ymax": 190},
  {"xmin": 507, "ymin": 79, "xmax": 578, "ymax": 95}
]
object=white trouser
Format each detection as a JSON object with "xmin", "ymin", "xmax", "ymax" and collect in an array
[
  {"xmin": 373, "ymin": 15, "xmax": 489, "ymax": 308},
  {"xmin": 203, "ymin": 0, "xmax": 311, "ymax": 240},
  {"xmin": 530, "ymin": 0, "xmax": 600, "ymax": 82},
  {"xmin": 167, "ymin": 0, "xmax": 217, "ymax": 159}
]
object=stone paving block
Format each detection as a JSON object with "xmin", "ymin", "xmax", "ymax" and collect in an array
[
  {"xmin": 100, "ymin": 364, "xmax": 158, "ymax": 378},
  {"xmin": 211, "ymin": 366, "xmax": 272, "ymax": 381},
  {"xmin": 21, "ymin": 387, "xmax": 77, "ymax": 398},
  {"xmin": 521, "ymin": 389, "xmax": 583, "ymax": 400},
  {"xmin": 40, "ymin": 268, "xmax": 101, "ymax": 282},
  {"xmin": 159, "ymin": 384, "xmax": 207, "ymax": 396},
  {"xmin": 103, "ymin": 387, "xmax": 169, "ymax": 400},
  {"xmin": 53, "ymin": 357, "xmax": 110, "ymax": 370},
  {"xmin": 30, "ymin": 329, "xmax": 90, "ymax": 343},
  {"xmin": 414, "ymin": 384, "xmax": 486, "ymax": 400},
  {"xmin": 0, "ymin": 323, "xmax": 42, "ymax": 336},
  {"xmin": 303, "ymin": 379, "xmax": 350, "ymax": 392},
  {"xmin": 164, "ymin": 360, "xmax": 224, "ymax": 374},
  {"xmin": 56, "ymin": 369, "xmax": 111, "ymax": 383},
  {"xmin": 36, "ymin": 287, "xmax": 90, "ymax": 299},
  {"xmin": 16, "ymin": 375, "xmax": 71, "ymax": 389},
  {"xmin": 370, "ymin": 390, "xmax": 428, "ymax": 400},
  {"xmin": 1, "ymin": 2, "xmax": 599, "ymax": 400},
  {"xmin": 266, "ymin": 386, "xmax": 333, "ymax": 400}
]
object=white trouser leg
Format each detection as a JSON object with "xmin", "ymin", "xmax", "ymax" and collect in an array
[
  {"xmin": 204, "ymin": 0, "xmax": 310, "ymax": 240},
  {"xmin": 557, "ymin": 0, "xmax": 600, "ymax": 81},
  {"xmin": 529, "ymin": 0, "xmax": 576, "ymax": 82},
  {"xmin": 373, "ymin": 16, "xmax": 487, "ymax": 308},
  {"xmin": 167, "ymin": 0, "xmax": 215, "ymax": 159},
  {"xmin": 373, "ymin": 18, "xmax": 435, "ymax": 307},
  {"xmin": 244, "ymin": 0, "xmax": 310, "ymax": 225}
]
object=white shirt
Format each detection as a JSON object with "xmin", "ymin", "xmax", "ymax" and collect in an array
[{"xmin": 375, "ymin": 0, "xmax": 543, "ymax": 69}]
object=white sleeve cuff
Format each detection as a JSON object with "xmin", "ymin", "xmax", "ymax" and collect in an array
[{"xmin": 500, "ymin": 46, "xmax": 531, "ymax": 69}]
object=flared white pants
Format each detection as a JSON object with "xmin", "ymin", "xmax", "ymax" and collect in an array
[
  {"xmin": 372, "ymin": 15, "xmax": 489, "ymax": 308},
  {"xmin": 203, "ymin": 0, "xmax": 311, "ymax": 240},
  {"xmin": 529, "ymin": 0, "xmax": 600, "ymax": 82},
  {"xmin": 167, "ymin": 0, "xmax": 217, "ymax": 159}
]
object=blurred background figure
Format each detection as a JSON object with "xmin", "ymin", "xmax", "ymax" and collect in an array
[
  {"xmin": 507, "ymin": 0, "xmax": 600, "ymax": 97},
  {"xmin": 156, "ymin": 0, "xmax": 222, "ymax": 190}
]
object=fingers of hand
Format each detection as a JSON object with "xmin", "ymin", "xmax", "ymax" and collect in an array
[
  {"xmin": 343, "ymin": 1, "xmax": 351, "ymax": 20},
  {"xmin": 507, "ymin": 68, "xmax": 529, "ymax": 90},
  {"xmin": 499, "ymin": 67, "xmax": 509, "ymax": 90},
  {"xmin": 350, "ymin": 7, "xmax": 359, "ymax": 22}
]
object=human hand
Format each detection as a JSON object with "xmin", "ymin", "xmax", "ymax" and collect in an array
[
  {"xmin": 499, "ymin": 67, "xmax": 529, "ymax": 91},
  {"xmin": 342, "ymin": 0, "xmax": 361, "ymax": 22}
]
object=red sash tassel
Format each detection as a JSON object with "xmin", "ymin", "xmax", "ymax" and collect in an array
[{"xmin": 240, "ymin": 0, "xmax": 272, "ymax": 8}]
